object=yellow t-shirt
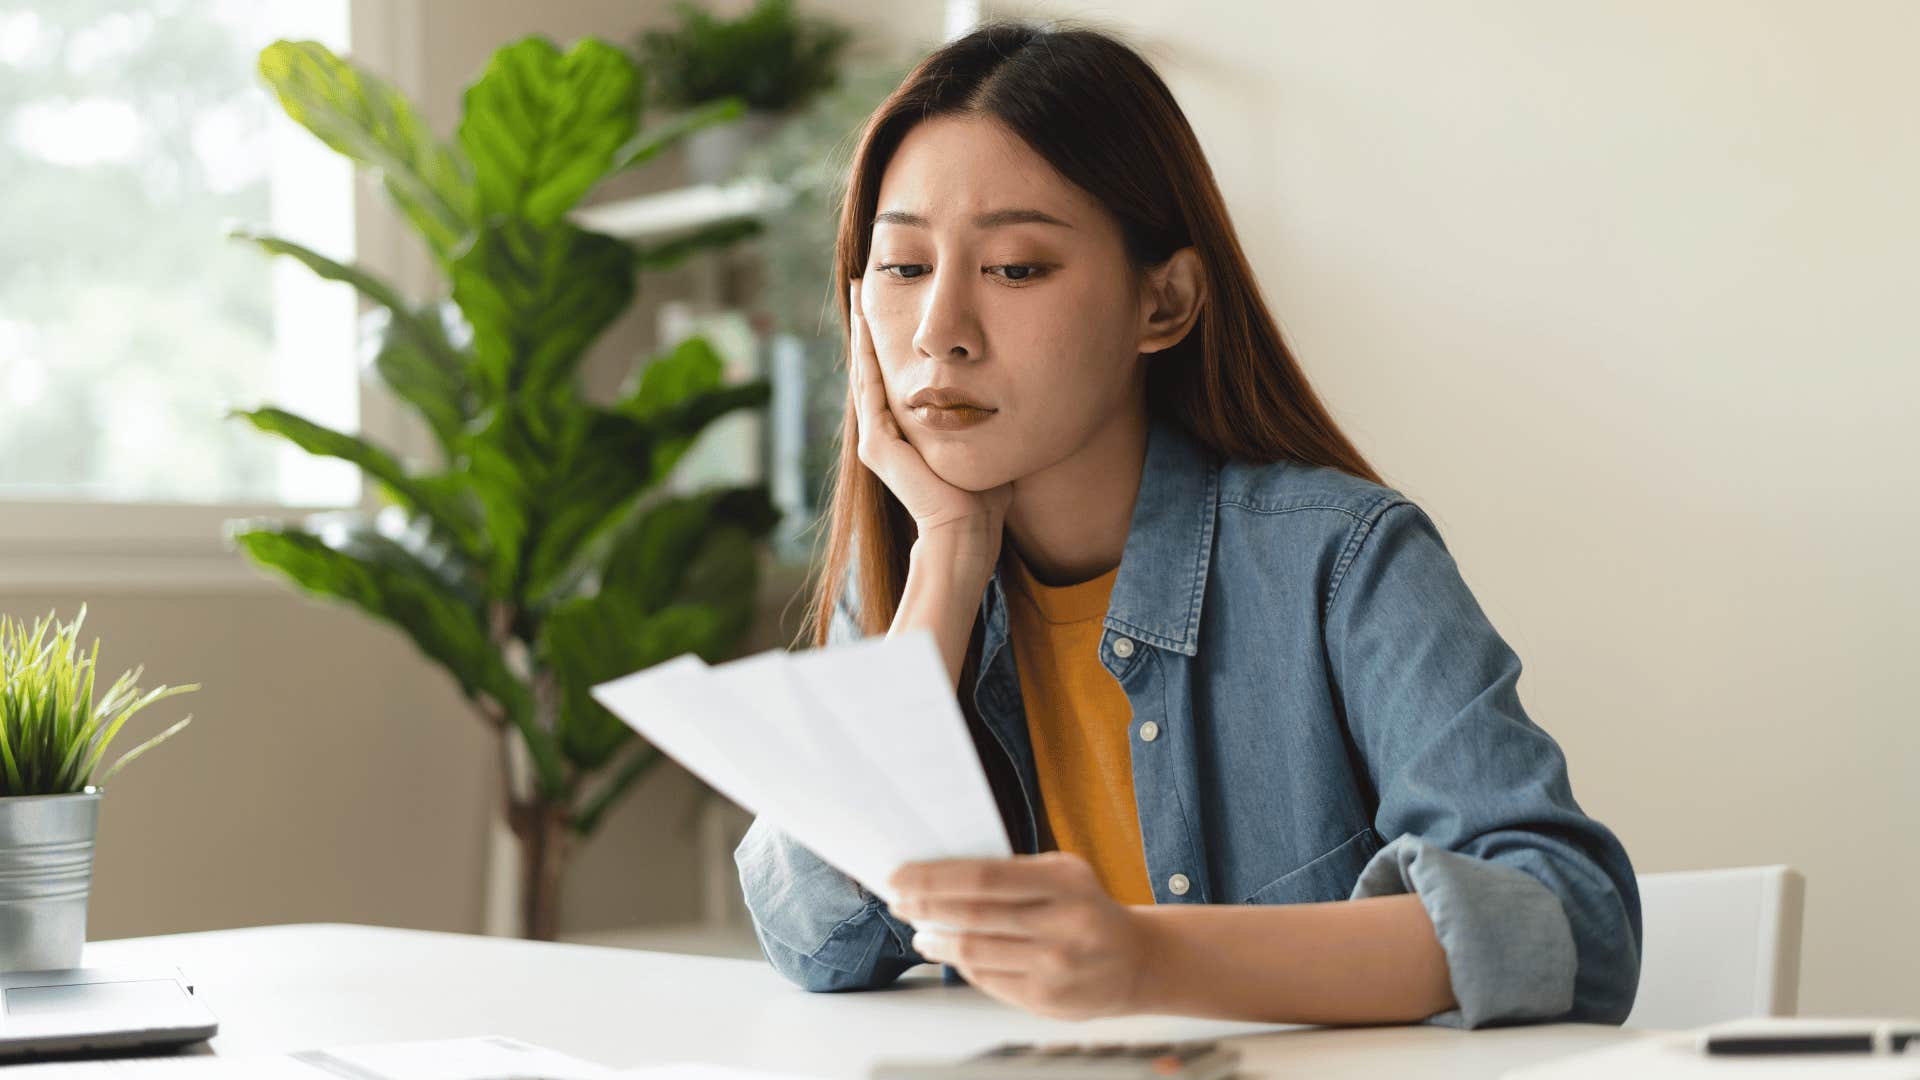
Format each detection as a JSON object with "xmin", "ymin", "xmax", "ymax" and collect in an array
[{"xmin": 1003, "ymin": 548, "xmax": 1156, "ymax": 906}]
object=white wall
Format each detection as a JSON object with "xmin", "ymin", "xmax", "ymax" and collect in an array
[{"xmin": 988, "ymin": 0, "xmax": 1919, "ymax": 1015}]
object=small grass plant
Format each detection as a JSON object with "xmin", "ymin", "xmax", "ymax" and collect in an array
[{"xmin": 0, "ymin": 604, "xmax": 196, "ymax": 797}]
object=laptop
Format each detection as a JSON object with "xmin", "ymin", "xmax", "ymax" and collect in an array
[{"xmin": 0, "ymin": 965, "xmax": 219, "ymax": 1059}]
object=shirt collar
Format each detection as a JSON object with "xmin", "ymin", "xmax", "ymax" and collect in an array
[
  {"xmin": 1102, "ymin": 414, "xmax": 1219, "ymax": 656},
  {"xmin": 980, "ymin": 412, "xmax": 1219, "ymax": 667}
]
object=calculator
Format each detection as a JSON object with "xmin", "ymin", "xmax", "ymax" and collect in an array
[{"xmin": 868, "ymin": 1038, "xmax": 1240, "ymax": 1079}]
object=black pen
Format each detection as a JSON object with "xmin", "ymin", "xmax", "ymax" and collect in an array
[{"xmin": 1700, "ymin": 1019, "xmax": 1920, "ymax": 1056}]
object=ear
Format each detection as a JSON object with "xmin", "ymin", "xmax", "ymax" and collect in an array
[{"xmin": 1135, "ymin": 245, "xmax": 1206, "ymax": 355}]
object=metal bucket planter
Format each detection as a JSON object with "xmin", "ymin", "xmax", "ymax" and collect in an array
[{"xmin": 0, "ymin": 788, "xmax": 100, "ymax": 972}]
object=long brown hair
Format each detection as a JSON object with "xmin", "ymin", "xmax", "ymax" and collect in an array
[{"xmin": 801, "ymin": 18, "xmax": 1384, "ymax": 650}]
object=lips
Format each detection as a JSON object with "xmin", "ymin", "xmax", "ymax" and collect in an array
[
  {"xmin": 910, "ymin": 402, "xmax": 994, "ymax": 430},
  {"xmin": 905, "ymin": 386, "xmax": 993, "ymax": 411}
]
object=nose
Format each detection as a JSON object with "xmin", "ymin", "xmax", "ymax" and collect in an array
[{"xmin": 909, "ymin": 263, "xmax": 984, "ymax": 362}]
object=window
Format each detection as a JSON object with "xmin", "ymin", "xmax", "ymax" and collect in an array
[{"xmin": 0, "ymin": 0, "xmax": 357, "ymax": 509}]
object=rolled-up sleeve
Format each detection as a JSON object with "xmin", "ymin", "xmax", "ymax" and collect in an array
[
  {"xmin": 1324, "ymin": 499, "xmax": 1642, "ymax": 1028},
  {"xmin": 733, "ymin": 814, "xmax": 925, "ymax": 990}
]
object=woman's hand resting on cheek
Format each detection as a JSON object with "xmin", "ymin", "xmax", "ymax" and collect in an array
[
  {"xmin": 886, "ymin": 850, "xmax": 1158, "ymax": 1021},
  {"xmin": 849, "ymin": 279, "xmax": 1013, "ymax": 566}
]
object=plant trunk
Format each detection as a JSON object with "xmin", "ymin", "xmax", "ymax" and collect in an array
[
  {"xmin": 508, "ymin": 795, "xmax": 573, "ymax": 941},
  {"xmin": 492, "ymin": 651, "xmax": 574, "ymax": 942}
]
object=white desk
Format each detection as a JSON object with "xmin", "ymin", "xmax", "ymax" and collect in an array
[{"xmin": 83, "ymin": 924, "xmax": 1647, "ymax": 1078}]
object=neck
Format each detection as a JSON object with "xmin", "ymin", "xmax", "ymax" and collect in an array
[{"xmin": 1003, "ymin": 405, "xmax": 1150, "ymax": 588}]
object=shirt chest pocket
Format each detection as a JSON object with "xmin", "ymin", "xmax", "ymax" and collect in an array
[{"xmin": 1237, "ymin": 827, "xmax": 1382, "ymax": 906}]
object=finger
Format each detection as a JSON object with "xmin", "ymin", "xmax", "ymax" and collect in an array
[
  {"xmin": 847, "ymin": 281, "xmax": 864, "ymax": 399},
  {"xmin": 948, "ymin": 966, "xmax": 1034, "ymax": 1013},
  {"xmin": 915, "ymin": 929, "xmax": 1045, "ymax": 975},
  {"xmin": 848, "ymin": 283, "xmax": 883, "ymax": 441},
  {"xmin": 892, "ymin": 855, "xmax": 1070, "ymax": 902},
  {"xmin": 902, "ymin": 896, "xmax": 1056, "ymax": 937},
  {"xmin": 848, "ymin": 282, "xmax": 871, "ymax": 399},
  {"xmin": 849, "ymin": 283, "xmax": 898, "ymax": 440}
]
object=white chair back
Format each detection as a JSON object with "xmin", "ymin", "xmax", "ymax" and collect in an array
[{"xmin": 1625, "ymin": 864, "xmax": 1804, "ymax": 1029}]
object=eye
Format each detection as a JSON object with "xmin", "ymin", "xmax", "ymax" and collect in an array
[
  {"xmin": 987, "ymin": 264, "xmax": 1049, "ymax": 284},
  {"xmin": 873, "ymin": 263, "xmax": 929, "ymax": 280}
]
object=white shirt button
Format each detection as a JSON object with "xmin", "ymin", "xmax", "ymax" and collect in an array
[
  {"xmin": 1111, "ymin": 636, "xmax": 1135, "ymax": 658},
  {"xmin": 1138, "ymin": 721, "xmax": 1160, "ymax": 742},
  {"xmin": 1168, "ymin": 873, "xmax": 1190, "ymax": 896}
]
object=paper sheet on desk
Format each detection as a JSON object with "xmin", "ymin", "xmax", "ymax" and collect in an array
[
  {"xmin": 0, "ymin": 1035, "xmax": 618, "ymax": 1077},
  {"xmin": 589, "ymin": 629, "xmax": 1012, "ymax": 909}
]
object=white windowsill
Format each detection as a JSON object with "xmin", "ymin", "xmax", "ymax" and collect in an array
[
  {"xmin": 0, "ymin": 498, "xmax": 360, "ymax": 592},
  {"xmin": 2, "ymin": 0, "xmax": 426, "ymax": 595}
]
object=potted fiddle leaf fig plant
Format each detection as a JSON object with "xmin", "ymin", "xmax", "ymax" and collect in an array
[
  {"xmin": 0, "ymin": 604, "xmax": 196, "ymax": 972},
  {"xmin": 222, "ymin": 34, "xmax": 779, "ymax": 941}
]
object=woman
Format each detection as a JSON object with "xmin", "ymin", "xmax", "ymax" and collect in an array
[{"xmin": 733, "ymin": 19, "xmax": 1641, "ymax": 1028}]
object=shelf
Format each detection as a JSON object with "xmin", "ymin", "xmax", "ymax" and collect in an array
[{"xmin": 571, "ymin": 177, "xmax": 793, "ymax": 242}]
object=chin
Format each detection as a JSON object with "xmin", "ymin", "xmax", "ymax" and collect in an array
[{"xmin": 920, "ymin": 444, "xmax": 1015, "ymax": 493}]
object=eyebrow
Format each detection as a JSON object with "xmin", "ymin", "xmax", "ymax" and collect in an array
[{"xmin": 873, "ymin": 208, "xmax": 1075, "ymax": 230}]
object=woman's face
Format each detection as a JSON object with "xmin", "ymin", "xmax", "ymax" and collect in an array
[{"xmin": 858, "ymin": 115, "xmax": 1152, "ymax": 493}]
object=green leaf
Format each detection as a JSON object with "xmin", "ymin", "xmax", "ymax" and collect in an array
[
  {"xmin": 619, "ymin": 335, "xmax": 724, "ymax": 421},
  {"xmin": 228, "ymin": 230, "xmax": 475, "ymax": 454},
  {"xmin": 541, "ymin": 600, "xmax": 727, "ymax": 770},
  {"xmin": 641, "ymin": 381, "xmax": 775, "ymax": 483},
  {"xmin": 610, "ymin": 335, "xmax": 771, "ymax": 481},
  {"xmin": 229, "ymin": 227, "xmax": 412, "ymax": 312},
  {"xmin": 97, "ymin": 714, "xmax": 194, "ymax": 787},
  {"xmin": 227, "ymin": 407, "xmax": 484, "ymax": 560},
  {"xmin": 656, "ymin": 489, "xmax": 779, "ymax": 649},
  {"xmin": 599, "ymin": 485, "xmax": 778, "ymax": 614},
  {"xmin": 670, "ymin": 526, "xmax": 762, "ymax": 643},
  {"xmin": 75, "ymin": 678, "xmax": 196, "ymax": 786},
  {"xmin": 520, "ymin": 410, "xmax": 657, "ymax": 604},
  {"xmin": 613, "ymin": 337, "xmax": 773, "ymax": 451},
  {"xmin": 257, "ymin": 40, "xmax": 475, "ymax": 265},
  {"xmin": 610, "ymin": 95, "xmax": 745, "ymax": 172},
  {"xmin": 371, "ymin": 497, "xmax": 488, "ymax": 611},
  {"xmin": 464, "ymin": 403, "xmax": 542, "ymax": 599},
  {"xmin": 452, "ymin": 219, "xmax": 636, "ymax": 447},
  {"xmin": 229, "ymin": 513, "xmax": 492, "ymax": 692},
  {"xmin": 364, "ymin": 305, "xmax": 473, "ymax": 454},
  {"xmin": 537, "ymin": 484, "xmax": 778, "ymax": 771},
  {"xmin": 595, "ymin": 493, "xmax": 720, "ymax": 614},
  {"xmin": 651, "ymin": 380, "xmax": 775, "ymax": 441},
  {"xmin": 227, "ymin": 513, "xmax": 565, "ymax": 796},
  {"xmin": 458, "ymin": 36, "xmax": 641, "ymax": 227},
  {"xmin": 632, "ymin": 218, "xmax": 763, "ymax": 273}
]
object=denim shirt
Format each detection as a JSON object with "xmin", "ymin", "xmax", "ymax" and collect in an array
[{"xmin": 734, "ymin": 413, "xmax": 1642, "ymax": 1028}]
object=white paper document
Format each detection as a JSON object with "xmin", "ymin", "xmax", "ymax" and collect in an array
[
  {"xmin": 589, "ymin": 629, "xmax": 1012, "ymax": 908},
  {"xmin": 0, "ymin": 1035, "xmax": 618, "ymax": 1077}
]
